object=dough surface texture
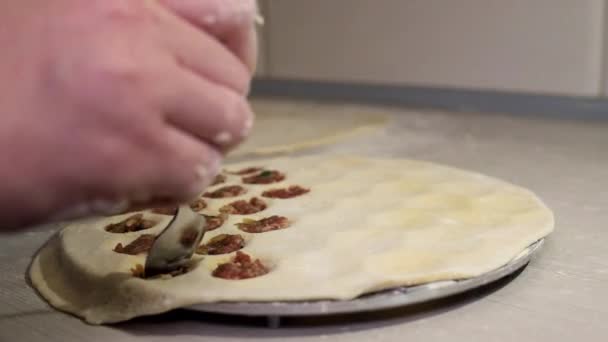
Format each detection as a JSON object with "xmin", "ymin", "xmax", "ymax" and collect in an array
[{"xmin": 30, "ymin": 156, "xmax": 554, "ymax": 324}]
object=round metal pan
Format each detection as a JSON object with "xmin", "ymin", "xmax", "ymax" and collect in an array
[{"xmin": 188, "ymin": 239, "xmax": 543, "ymax": 321}]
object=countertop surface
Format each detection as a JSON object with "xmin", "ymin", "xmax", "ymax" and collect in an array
[{"xmin": 2, "ymin": 98, "xmax": 608, "ymax": 341}]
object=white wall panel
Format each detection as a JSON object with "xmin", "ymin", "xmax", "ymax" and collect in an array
[
  {"xmin": 266, "ymin": 0, "xmax": 604, "ymax": 97},
  {"xmin": 254, "ymin": 0, "xmax": 269, "ymax": 77}
]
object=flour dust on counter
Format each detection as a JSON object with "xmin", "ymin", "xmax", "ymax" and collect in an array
[
  {"xmin": 29, "ymin": 155, "xmax": 554, "ymax": 324},
  {"xmin": 229, "ymin": 100, "xmax": 390, "ymax": 157}
]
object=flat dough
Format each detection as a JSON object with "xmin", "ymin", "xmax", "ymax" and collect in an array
[
  {"xmin": 230, "ymin": 100, "xmax": 389, "ymax": 157},
  {"xmin": 30, "ymin": 156, "xmax": 554, "ymax": 324}
]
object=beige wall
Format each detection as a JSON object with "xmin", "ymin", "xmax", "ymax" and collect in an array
[
  {"xmin": 254, "ymin": 0, "xmax": 269, "ymax": 77},
  {"xmin": 260, "ymin": 0, "xmax": 605, "ymax": 97}
]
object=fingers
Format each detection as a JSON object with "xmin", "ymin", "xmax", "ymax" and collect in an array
[
  {"xmin": 160, "ymin": 0, "xmax": 259, "ymax": 73},
  {"xmin": 155, "ymin": 1, "xmax": 251, "ymax": 95},
  {"xmin": 157, "ymin": 67, "xmax": 254, "ymax": 152},
  {"xmin": 108, "ymin": 124, "xmax": 222, "ymax": 210},
  {"xmin": 149, "ymin": 1, "xmax": 254, "ymax": 149},
  {"xmin": 51, "ymin": 123, "xmax": 223, "ymax": 220},
  {"xmin": 134, "ymin": 125, "xmax": 222, "ymax": 204},
  {"xmin": 48, "ymin": 2, "xmax": 258, "ymax": 221}
]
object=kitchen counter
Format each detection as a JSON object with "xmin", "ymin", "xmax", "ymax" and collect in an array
[{"xmin": 2, "ymin": 98, "xmax": 608, "ymax": 341}]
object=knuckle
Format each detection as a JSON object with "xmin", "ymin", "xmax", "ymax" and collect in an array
[
  {"xmin": 151, "ymin": 166, "xmax": 199, "ymax": 202},
  {"xmin": 219, "ymin": 91, "xmax": 252, "ymax": 134},
  {"xmin": 82, "ymin": 60, "xmax": 155, "ymax": 111},
  {"xmin": 78, "ymin": 146, "xmax": 132, "ymax": 197},
  {"xmin": 98, "ymin": 0, "xmax": 154, "ymax": 24},
  {"xmin": 228, "ymin": 65, "xmax": 251, "ymax": 95},
  {"xmin": 219, "ymin": 0, "xmax": 258, "ymax": 24},
  {"xmin": 222, "ymin": 91, "xmax": 249, "ymax": 121},
  {"xmin": 90, "ymin": 61, "xmax": 143, "ymax": 86},
  {"xmin": 95, "ymin": 139, "xmax": 138, "ymax": 179}
]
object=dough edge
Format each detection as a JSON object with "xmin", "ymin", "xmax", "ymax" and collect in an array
[
  {"xmin": 29, "ymin": 155, "xmax": 555, "ymax": 324},
  {"xmin": 229, "ymin": 115, "xmax": 389, "ymax": 157}
]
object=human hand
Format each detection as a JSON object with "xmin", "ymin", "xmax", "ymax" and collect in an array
[
  {"xmin": 0, "ymin": 0, "xmax": 257, "ymax": 229},
  {"xmin": 161, "ymin": 0, "xmax": 260, "ymax": 72}
]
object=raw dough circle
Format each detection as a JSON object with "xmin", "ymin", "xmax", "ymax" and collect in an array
[
  {"xmin": 230, "ymin": 101, "xmax": 389, "ymax": 157},
  {"xmin": 29, "ymin": 156, "xmax": 554, "ymax": 324}
]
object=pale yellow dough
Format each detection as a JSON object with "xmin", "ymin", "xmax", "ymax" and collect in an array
[
  {"xmin": 29, "ymin": 156, "xmax": 554, "ymax": 324},
  {"xmin": 230, "ymin": 101, "xmax": 389, "ymax": 157}
]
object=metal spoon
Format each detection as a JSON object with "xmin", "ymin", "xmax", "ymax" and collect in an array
[{"xmin": 144, "ymin": 205, "xmax": 206, "ymax": 277}]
